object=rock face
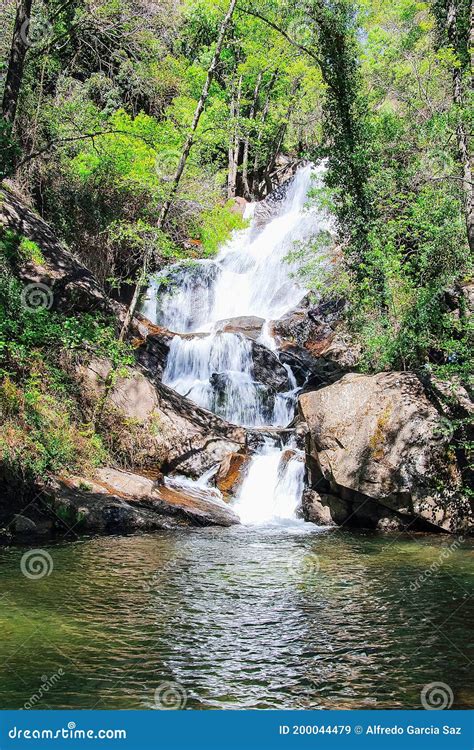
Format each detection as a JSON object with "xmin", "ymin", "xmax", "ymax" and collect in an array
[
  {"xmin": 215, "ymin": 315, "xmax": 265, "ymax": 341},
  {"xmin": 0, "ymin": 187, "xmax": 111, "ymax": 315},
  {"xmin": 250, "ymin": 341, "xmax": 291, "ymax": 392},
  {"xmin": 271, "ymin": 297, "xmax": 358, "ymax": 388},
  {"xmin": 77, "ymin": 358, "xmax": 246, "ymax": 477},
  {"xmin": 299, "ymin": 372, "xmax": 473, "ymax": 533},
  {"xmin": 216, "ymin": 452, "xmax": 249, "ymax": 496},
  {"xmin": 53, "ymin": 468, "xmax": 240, "ymax": 532}
]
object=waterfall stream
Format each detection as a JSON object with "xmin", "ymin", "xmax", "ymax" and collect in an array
[{"xmin": 143, "ymin": 164, "xmax": 331, "ymax": 524}]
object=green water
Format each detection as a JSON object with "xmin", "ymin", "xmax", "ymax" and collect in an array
[{"xmin": 0, "ymin": 526, "xmax": 473, "ymax": 709}]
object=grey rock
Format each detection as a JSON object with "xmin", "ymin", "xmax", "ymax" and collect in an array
[{"xmin": 299, "ymin": 372, "xmax": 473, "ymax": 533}]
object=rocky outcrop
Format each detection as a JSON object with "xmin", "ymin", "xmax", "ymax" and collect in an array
[
  {"xmin": 250, "ymin": 341, "xmax": 291, "ymax": 392},
  {"xmin": 76, "ymin": 357, "xmax": 246, "ymax": 477},
  {"xmin": 215, "ymin": 315, "xmax": 265, "ymax": 341},
  {"xmin": 53, "ymin": 468, "xmax": 239, "ymax": 531},
  {"xmin": 299, "ymin": 372, "xmax": 473, "ymax": 533},
  {"xmin": 0, "ymin": 187, "xmax": 111, "ymax": 315},
  {"xmin": 271, "ymin": 297, "xmax": 359, "ymax": 388}
]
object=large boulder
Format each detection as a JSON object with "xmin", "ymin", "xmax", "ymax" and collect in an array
[
  {"xmin": 76, "ymin": 357, "xmax": 246, "ymax": 477},
  {"xmin": 299, "ymin": 372, "xmax": 473, "ymax": 533},
  {"xmin": 51, "ymin": 467, "xmax": 240, "ymax": 532},
  {"xmin": 0, "ymin": 187, "xmax": 111, "ymax": 315}
]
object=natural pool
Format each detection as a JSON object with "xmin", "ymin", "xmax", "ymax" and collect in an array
[{"xmin": 0, "ymin": 525, "xmax": 472, "ymax": 710}]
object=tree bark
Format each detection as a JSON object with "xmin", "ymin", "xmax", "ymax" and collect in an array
[
  {"xmin": 242, "ymin": 71, "xmax": 262, "ymax": 199},
  {"xmin": 446, "ymin": 0, "xmax": 473, "ymax": 254},
  {"xmin": 119, "ymin": 0, "xmax": 238, "ymax": 341},
  {"xmin": 2, "ymin": 0, "xmax": 33, "ymax": 125},
  {"xmin": 227, "ymin": 74, "xmax": 242, "ymax": 199},
  {"xmin": 251, "ymin": 70, "xmax": 278, "ymax": 197}
]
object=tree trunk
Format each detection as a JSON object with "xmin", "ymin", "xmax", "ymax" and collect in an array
[
  {"xmin": 227, "ymin": 75, "xmax": 242, "ymax": 199},
  {"xmin": 119, "ymin": 0, "xmax": 238, "ymax": 341},
  {"xmin": 251, "ymin": 70, "xmax": 278, "ymax": 197},
  {"xmin": 264, "ymin": 78, "xmax": 301, "ymax": 193},
  {"xmin": 447, "ymin": 0, "xmax": 473, "ymax": 254},
  {"xmin": 242, "ymin": 71, "xmax": 262, "ymax": 199},
  {"xmin": 2, "ymin": 0, "xmax": 33, "ymax": 125}
]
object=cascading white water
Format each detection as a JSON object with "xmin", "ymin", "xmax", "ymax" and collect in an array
[
  {"xmin": 233, "ymin": 442, "xmax": 305, "ymax": 525},
  {"xmin": 143, "ymin": 163, "xmax": 331, "ymax": 523},
  {"xmin": 145, "ymin": 163, "xmax": 330, "ymax": 333},
  {"xmin": 163, "ymin": 332, "xmax": 272, "ymax": 427}
]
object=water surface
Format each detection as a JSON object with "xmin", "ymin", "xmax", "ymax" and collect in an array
[{"xmin": 1, "ymin": 526, "xmax": 472, "ymax": 710}]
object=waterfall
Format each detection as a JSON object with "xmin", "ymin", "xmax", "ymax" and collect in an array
[
  {"xmin": 233, "ymin": 442, "xmax": 305, "ymax": 525},
  {"xmin": 143, "ymin": 163, "xmax": 331, "ymax": 524}
]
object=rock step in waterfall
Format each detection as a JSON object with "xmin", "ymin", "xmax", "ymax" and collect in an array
[{"xmin": 142, "ymin": 163, "xmax": 333, "ymax": 525}]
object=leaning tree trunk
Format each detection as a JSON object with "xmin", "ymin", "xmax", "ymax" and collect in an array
[
  {"xmin": 119, "ymin": 0, "xmax": 238, "ymax": 341},
  {"xmin": 2, "ymin": 0, "xmax": 33, "ymax": 124},
  {"xmin": 447, "ymin": 0, "xmax": 473, "ymax": 254}
]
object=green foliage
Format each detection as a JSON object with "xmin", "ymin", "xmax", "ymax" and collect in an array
[
  {"xmin": 198, "ymin": 202, "xmax": 247, "ymax": 255},
  {"xmin": 0, "ymin": 228, "xmax": 132, "ymax": 481}
]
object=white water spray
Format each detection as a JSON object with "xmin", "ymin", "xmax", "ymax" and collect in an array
[{"xmin": 233, "ymin": 442, "xmax": 305, "ymax": 525}]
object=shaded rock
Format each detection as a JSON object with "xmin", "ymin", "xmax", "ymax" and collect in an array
[
  {"xmin": 215, "ymin": 315, "xmax": 265, "ymax": 341},
  {"xmin": 12, "ymin": 514, "xmax": 37, "ymax": 534},
  {"xmin": 0, "ymin": 187, "xmax": 111, "ymax": 315},
  {"xmin": 299, "ymin": 372, "xmax": 473, "ymax": 533},
  {"xmin": 302, "ymin": 489, "xmax": 338, "ymax": 526},
  {"xmin": 76, "ymin": 357, "xmax": 246, "ymax": 477},
  {"xmin": 0, "ymin": 528, "xmax": 13, "ymax": 545},
  {"xmin": 54, "ymin": 467, "xmax": 239, "ymax": 532},
  {"xmin": 133, "ymin": 320, "xmax": 175, "ymax": 378},
  {"xmin": 252, "ymin": 158, "xmax": 307, "ymax": 216},
  {"xmin": 250, "ymin": 341, "xmax": 290, "ymax": 392},
  {"xmin": 271, "ymin": 297, "xmax": 359, "ymax": 385},
  {"xmin": 216, "ymin": 452, "xmax": 249, "ymax": 496}
]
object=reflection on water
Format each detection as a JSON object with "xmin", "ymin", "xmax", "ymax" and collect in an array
[{"xmin": 0, "ymin": 527, "xmax": 472, "ymax": 709}]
